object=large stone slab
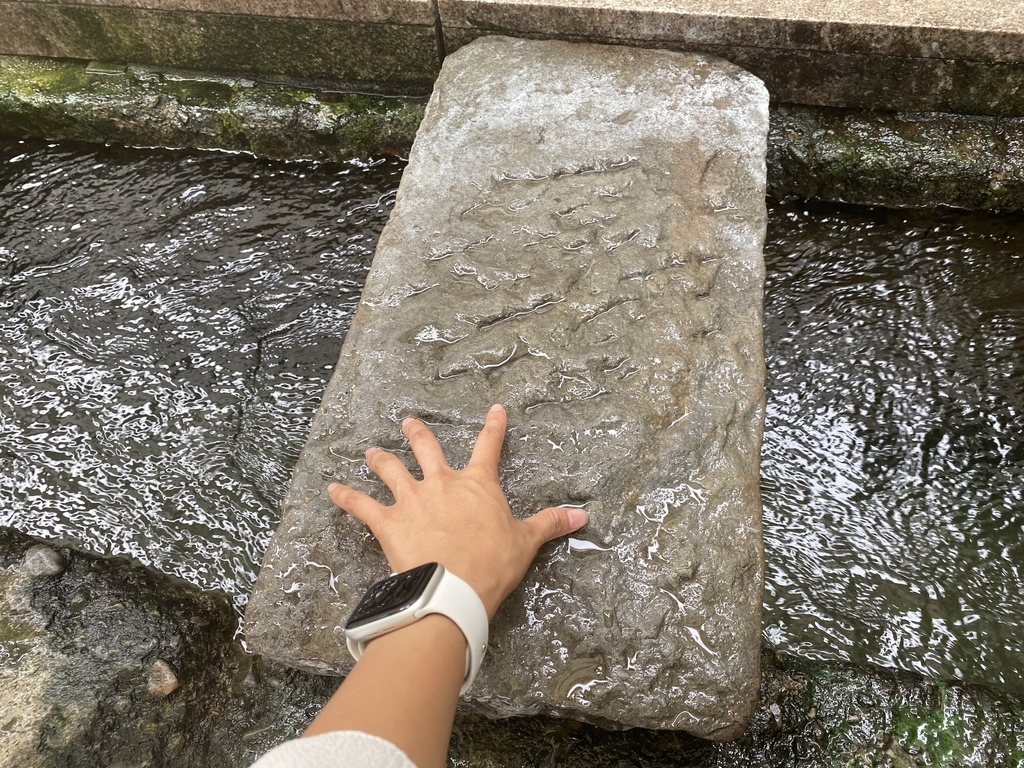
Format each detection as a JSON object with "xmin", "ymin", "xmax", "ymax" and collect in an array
[{"xmin": 246, "ymin": 35, "xmax": 768, "ymax": 739}]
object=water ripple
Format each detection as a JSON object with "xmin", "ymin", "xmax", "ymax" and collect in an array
[
  {"xmin": 0, "ymin": 139, "xmax": 402, "ymax": 613},
  {"xmin": 762, "ymin": 201, "xmax": 1024, "ymax": 693},
  {"xmin": 2, "ymin": 143, "xmax": 1023, "ymax": 694}
]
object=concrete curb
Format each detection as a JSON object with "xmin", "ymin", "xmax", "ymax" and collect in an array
[{"xmin": 439, "ymin": 1, "xmax": 1024, "ymax": 117}]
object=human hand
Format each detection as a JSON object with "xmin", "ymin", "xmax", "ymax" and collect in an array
[{"xmin": 327, "ymin": 404, "xmax": 588, "ymax": 619}]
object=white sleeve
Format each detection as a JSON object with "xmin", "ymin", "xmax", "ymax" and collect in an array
[{"xmin": 249, "ymin": 730, "xmax": 417, "ymax": 768}]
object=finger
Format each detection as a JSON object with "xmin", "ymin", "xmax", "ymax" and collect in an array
[
  {"xmin": 402, "ymin": 418, "xmax": 450, "ymax": 474},
  {"xmin": 468, "ymin": 404, "xmax": 507, "ymax": 472},
  {"xmin": 364, "ymin": 446, "xmax": 415, "ymax": 492},
  {"xmin": 327, "ymin": 482, "xmax": 388, "ymax": 528},
  {"xmin": 522, "ymin": 506, "xmax": 589, "ymax": 548}
]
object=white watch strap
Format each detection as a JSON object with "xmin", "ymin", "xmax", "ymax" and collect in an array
[
  {"xmin": 345, "ymin": 567, "xmax": 489, "ymax": 695},
  {"xmin": 416, "ymin": 569, "xmax": 489, "ymax": 694}
]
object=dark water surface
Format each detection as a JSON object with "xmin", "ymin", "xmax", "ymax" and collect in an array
[
  {"xmin": 1, "ymin": 141, "xmax": 1022, "ymax": 692},
  {"xmin": 0, "ymin": 140, "xmax": 400, "ymax": 610},
  {"xmin": 762, "ymin": 202, "xmax": 1024, "ymax": 691}
]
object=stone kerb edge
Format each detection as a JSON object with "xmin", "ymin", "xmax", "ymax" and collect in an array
[
  {"xmin": 0, "ymin": 0, "xmax": 442, "ymax": 94},
  {"xmin": 14, "ymin": 0, "xmax": 437, "ymax": 25},
  {"xmin": 438, "ymin": 0, "xmax": 1024, "ymax": 62}
]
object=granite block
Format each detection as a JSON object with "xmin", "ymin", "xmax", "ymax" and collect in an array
[{"xmin": 247, "ymin": 36, "xmax": 768, "ymax": 738}]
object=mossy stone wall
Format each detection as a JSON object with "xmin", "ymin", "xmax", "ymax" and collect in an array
[
  {"xmin": 0, "ymin": 1, "xmax": 440, "ymax": 94},
  {"xmin": 3, "ymin": 55, "xmax": 1023, "ymax": 211}
]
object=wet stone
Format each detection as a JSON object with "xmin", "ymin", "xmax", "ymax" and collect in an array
[
  {"xmin": 147, "ymin": 659, "xmax": 180, "ymax": 697},
  {"xmin": 21, "ymin": 545, "xmax": 64, "ymax": 578},
  {"xmin": 246, "ymin": 36, "xmax": 769, "ymax": 739}
]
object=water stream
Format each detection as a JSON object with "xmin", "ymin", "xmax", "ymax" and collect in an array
[
  {"xmin": 0, "ymin": 139, "xmax": 400, "ymax": 609},
  {"xmin": 1, "ymin": 139, "xmax": 1021, "ymax": 693},
  {"xmin": 762, "ymin": 202, "xmax": 1024, "ymax": 690}
]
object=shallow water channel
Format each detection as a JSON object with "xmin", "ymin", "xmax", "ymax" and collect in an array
[{"xmin": 1, "ymin": 140, "xmax": 1022, "ymax": 696}]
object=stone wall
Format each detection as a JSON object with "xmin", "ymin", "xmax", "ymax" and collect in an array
[
  {"xmin": 3, "ymin": 55, "xmax": 1023, "ymax": 211},
  {"xmin": 1, "ymin": 0, "xmax": 1023, "ymax": 115}
]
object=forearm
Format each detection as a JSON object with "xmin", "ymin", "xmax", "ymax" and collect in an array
[{"xmin": 304, "ymin": 615, "xmax": 467, "ymax": 768}]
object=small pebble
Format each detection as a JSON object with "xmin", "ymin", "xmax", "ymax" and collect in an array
[
  {"xmin": 147, "ymin": 659, "xmax": 180, "ymax": 697},
  {"xmin": 22, "ymin": 545, "xmax": 65, "ymax": 578}
]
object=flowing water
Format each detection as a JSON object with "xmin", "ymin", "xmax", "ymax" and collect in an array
[
  {"xmin": 1, "ymin": 140, "xmax": 1022, "ymax": 693},
  {"xmin": 0, "ymin": 139, "xmax": 400, "ymax": 609},
  {"xmin": 762, "ymin": 202, "xmax": 1024, "ymax": 690}
]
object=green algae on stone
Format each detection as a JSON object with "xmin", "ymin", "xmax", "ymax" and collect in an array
[
  {"xmin": 768, "ymin": 105, "xmax": 1024, "ymax": 210},
  {"xmin": 0, "ymin": 55, "xmax": 425, "ymax": 161},
  {"xmin": 887, "ymin": 682, "xmax": 1024, "ymax": 767},
  {"xmin": 0, "ymin": 58, "xmax": 90, "ymax": 101},
  {"xmin": 447, "ymin": 650, "xmax": 1024, "ymax": 767},
  {"xmin": 0, "ymin": 572, "xmax": 42, "ymax": 669},
  {"xmin": 3, "ymin": 56, "xmax": 1024, "ymax": 210}
]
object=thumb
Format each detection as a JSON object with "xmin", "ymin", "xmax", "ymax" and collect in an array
[{"xmin": 522, "ymin": 506, "xmax": 589, "ymax": 547}]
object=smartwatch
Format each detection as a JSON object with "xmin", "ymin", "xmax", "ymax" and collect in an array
[{"xmin": 344, "ymin": 562, "xmax": 489, "ymax": 694}]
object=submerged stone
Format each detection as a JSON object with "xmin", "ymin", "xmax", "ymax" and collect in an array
[
  {"xmin": 4, "ymin": 527, "xmax": 1024, "ymax": 766},
  {"xmin": 246, "ymin": 36, "xmax": 768, "ymax": 738},
  {"xmin": 0, "ymin": 527, "xmax": 335, "ymax": 767},
  {"xmin": 147, "ymin": 659, "xmax": 180, "ymax": 697},
  {"xmin": 22, "ymin": 544, "xmax": 64, "ymax": 578}
]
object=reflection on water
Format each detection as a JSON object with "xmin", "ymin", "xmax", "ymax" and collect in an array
[
  {"xmin": 0, "ymin": 141, "xmax": 1022, "ymax": 693},
  {"xmin": 762, "ymin": 202, "xmax": 1024, "ymax": 692},
  {"xmin": 0, "ymin": 139, "xmax": 401, "ymax": 610}
]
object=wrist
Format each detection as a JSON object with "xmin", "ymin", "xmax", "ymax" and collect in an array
[
  {"xmin": 344, "ymin": 563, "xmax": 489, "ymax": 694},
  {"xmin": 361, "ymin": 613, "xmax": 467, "ymax": 665},
  {"xmin": 439, "ymin": 569, "xmax": 500, "ymax": 621}
]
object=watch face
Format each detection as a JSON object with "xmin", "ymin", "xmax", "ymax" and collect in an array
[{"xmin": 345, "ymin": 562, "xmax": 440, "ymax": 629}]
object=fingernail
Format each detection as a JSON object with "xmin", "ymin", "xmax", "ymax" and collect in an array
[
  {"xmin": 489, "ymin": 403, "xmax": 504, "ymax": 413},
  {"xmin": 567, "ymin": 507, "xmax": 589, "ymax": 530},
  {"xmin": 365, "ymin": 446, "xmax": 380, "ymax": 457}
]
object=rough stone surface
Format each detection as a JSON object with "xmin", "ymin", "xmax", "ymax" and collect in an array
[
  {"xmin": 767, "ymin": 106, "xmax": 1024, "ymax": 211},
  {"xmin": 0, "ymin": 56, "xmax": 427, "ymax": 161},
  {"xmin": 4, "ymin": 527, "xmax": 1024, "ymax": 766},
  {"xmin": 247, "ymin": 36, "xmax": 768, "ymax": 738},
  {"xmin": 21, "ymin": 544, "xmax": 64, "ymax": 578},
  {"xmin": 0, "ymin": 526, "xmax": 337, "ymax": 768},
  {"xmin": 147, "ymin": 659, "xmax": 181, "ymax": 697}
]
